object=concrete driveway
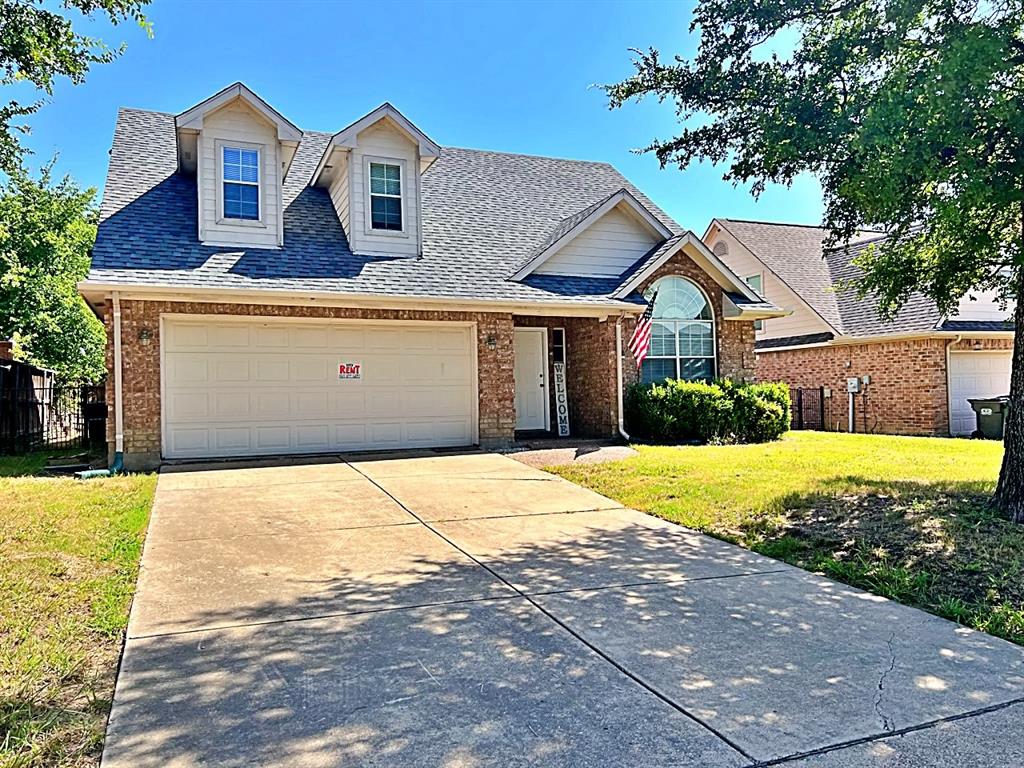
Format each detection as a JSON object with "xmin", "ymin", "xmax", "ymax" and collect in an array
[{"xmin": 104, "ymin": 451, "xmax": 1024, "ymax": 767}]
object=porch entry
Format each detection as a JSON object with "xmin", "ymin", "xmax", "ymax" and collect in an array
[{"xmin": 513, "ymin": 327, "xmax": 549, "ymax": 431}]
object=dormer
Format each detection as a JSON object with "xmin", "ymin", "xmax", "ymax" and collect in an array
[
  {"xmin": 176, "ymin": 83, "xmax": 302, "ymax": 249},
  {"xmin": 312, "ymin": 103, "xmax": 440, "ymax": 257}
]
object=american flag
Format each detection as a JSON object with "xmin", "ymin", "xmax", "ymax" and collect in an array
[{"xmin": 628, "ymin": 290, "xmax": 658, "ymax": 370}]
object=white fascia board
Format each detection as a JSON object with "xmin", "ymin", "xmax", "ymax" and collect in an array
[
  {"xmin": 722, "ymin": 294, "xmax": 791, "ymax": 320},
  {"xmin": 175, "ymin": 82, "xmax": 302, "ymax": 142},
  {"xmin": 77, "ymin": 280, "xmax": 645, "ymax": 318},
  {"xmin": 612, "ymin": 233, "xmax": 762, "ymax": 301},
  {"xmin": 311, "ymin": 103, "xmax": 440, "ymax": 187},
  {"xmin": 511, "ymin": 190, "xmax": 673, "ymax": 281}
]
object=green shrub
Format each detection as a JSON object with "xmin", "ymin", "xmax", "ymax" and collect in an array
[{"xmin": 626, "ymin": 378, "xmax": 791, "ymax": 444}]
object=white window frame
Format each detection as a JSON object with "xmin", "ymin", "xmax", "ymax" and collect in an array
[
  {"xmin": 641, "ymin": 277, "xmax": 717, "ymax": 383},
  {"xmin": 215, "ymin": 139, "xmax": 265, "ymax": 227},
  {"xmin": 363, "ymin": 156, "xmax": 408, "ymax": 237},
  {"xmin": 745, "ymin": 273, "xmax": 764, "ymax": 332}
]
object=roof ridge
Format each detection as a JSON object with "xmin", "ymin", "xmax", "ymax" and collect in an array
[
  {"xmin": 119, "ymin": 106, "xmax": 175, "ymax": 117},
  {"xmin": 722, "ymin": 217, "xmax": 886, "ymax": 235},
  {"xmin": 442, "ymin": 145, "xmax": 614, "ymax": 167}
]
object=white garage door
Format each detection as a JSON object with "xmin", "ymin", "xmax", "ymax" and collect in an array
[
  {"xmin": 162, "ymin": 317, "xmax": 477, "ymax": 459},
  {"xmin": 948, "ymin": 351, "xmax": 1012, "ymax": 436}
]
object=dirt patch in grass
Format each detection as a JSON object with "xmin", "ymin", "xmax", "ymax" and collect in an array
[{"xmin": 753, "ymin": 486, "xmax": 1024, "ymax": 644}]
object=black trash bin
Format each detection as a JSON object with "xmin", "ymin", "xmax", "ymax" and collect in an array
[{"xmin": 968, "ymin": 396, "xmax": 1010, "ymax": 439}]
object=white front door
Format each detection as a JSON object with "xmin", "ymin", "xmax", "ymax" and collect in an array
[
  {"xmin": 513, "ymin": 328, "xmax": 548, "ymax": 431},
  {"xmin": 948, "ymin": 351, "xmax": 1012, "ymax": 436}
]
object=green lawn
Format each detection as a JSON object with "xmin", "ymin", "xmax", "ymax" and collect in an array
[
  {"xmin": 0, "ymin": 455, "xmax": 155, "ymax": 768},
  {"xmin": 551, "ymin": 431, "xmax": 1024, "ymax": 645}
]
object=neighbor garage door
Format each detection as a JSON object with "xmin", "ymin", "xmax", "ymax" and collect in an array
[
  {"xmin": 948, "ymin": 351, "xmax": 1012, "ymax": 436},
  {"xmin": 162, "ymin": 317, "xmax": 477, "ymax": 459}
]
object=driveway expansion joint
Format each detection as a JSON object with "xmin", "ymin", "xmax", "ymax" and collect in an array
[
  {"xmin": 344, "ymin": 457, "xmax": 759, "ymax": 765},
  {"xmin": 748, "ymin": 695, "xmax": 1024, "ymax": 767}
]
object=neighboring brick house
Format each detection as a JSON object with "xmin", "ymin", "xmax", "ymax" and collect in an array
[
  {"xmin": 704, "ymin": 218, "xmax": 1015, "ymax": 436},
  {"xmin": 79, "ymin": 83, "xmax": 781, "ymax": 469}
]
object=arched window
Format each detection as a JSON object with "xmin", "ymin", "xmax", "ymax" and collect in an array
[{"xmin": 640, "ymin": 276, "xmax": 716, "ymax": 383}]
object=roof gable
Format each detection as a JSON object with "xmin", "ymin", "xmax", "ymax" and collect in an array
[
  {"xmin": 613, "ymin": 232, "xmax": 766, "ymax": 305},
  {"xmin": 175, "ymin": 82, "xmax": 302, "ymax": 140},
  {"xmin": 174, "ymin": 82, "xmax": 302, "ymax": 177},
  {"xmin": 710, "ymin": 218, "xmax": 948, "ymax": 338},
  {"xmin": 312, "ymin": 103, "xmax": 440, "ymax": 185},
  {"xmin": 511, "ymin": 189, "xmax": 672, "ymax": 280}
]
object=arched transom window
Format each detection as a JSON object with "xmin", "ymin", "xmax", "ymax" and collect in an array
[{"xmin": 640, "ymin": 276, "xmax": 716, "ymax": 383}]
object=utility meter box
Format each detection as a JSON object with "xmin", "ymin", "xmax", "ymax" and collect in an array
[{"xmin": 846, "ymin": 377, "xmax": 861, "ymax": 394}]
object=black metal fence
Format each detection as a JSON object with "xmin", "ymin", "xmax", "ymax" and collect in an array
[
  {"xmin": 0, "ymin": 383, "xmax": 106, "ymax": 454},
  {"xmin": 791, "ymin": 387, "xmax": 826, "ymax": 431}
]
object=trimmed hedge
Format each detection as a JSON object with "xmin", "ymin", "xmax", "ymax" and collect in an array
[{"xmin": 626, "ymin": 379, "xmax": 791, "ymax": 444}]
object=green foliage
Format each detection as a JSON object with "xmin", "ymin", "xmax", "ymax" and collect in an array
[
  {"xmin": 626, "ymin": 378, "xmax": 791, "ymax": 444},
  {"xmin": 605, "ymin": 1, "xmax": 1024, "ymax": 317},
  {"xmin": 0, "ymin": 0, "xmax": 151, "ymax": 173},
  {"xmin": 0, "ymin": 162, "xmax": 105, "ymax": 382}
]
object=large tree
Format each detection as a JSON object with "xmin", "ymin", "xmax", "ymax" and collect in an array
[
  {"xmin": 606, "ymin": 0, "xmax": 1024, "ymax": 521},
  {"xmin": 0, "ymin": 0, "xmax": 150, "ymax": 174},
  {"xmin": 0, "ymin": 162, "xmax": 104, "ymax": 382}
]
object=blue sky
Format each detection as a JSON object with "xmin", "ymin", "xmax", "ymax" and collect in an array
[{"xmin": 19, "ymin": 0, "xmax": 823, "ymax": 233}]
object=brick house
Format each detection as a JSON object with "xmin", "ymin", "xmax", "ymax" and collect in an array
[
  {"xmin": 704, "ymin": 219, "xmax": 1015, "ymax": 436},
  {"xmin": 79, "ymin": 84, "xmax": 782, "ymax": 470}
]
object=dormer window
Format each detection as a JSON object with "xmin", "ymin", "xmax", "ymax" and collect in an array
[
  {"xmin": 368, "ymin": 161, "xmax": 403, "ymax": 231},
  {"xmin": 223, "ymin": 146, "xmax": 260, "ymax": 221}
]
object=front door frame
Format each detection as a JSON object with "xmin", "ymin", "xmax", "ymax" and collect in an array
[{"xmin": 513, "ymin": 327, "xmax": 550, "ymax": 431}]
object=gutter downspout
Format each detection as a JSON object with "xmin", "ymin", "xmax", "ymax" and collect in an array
[
  {"xmin": 78, "ymin": 292, "xmax": 124, "ymax": 478},
  {"xmin": 615, "ymin": 315, "xmax": 630, "ymax": 442},
  {"xmin": 945, "ymin": 334, "xmax": 962, "ymax": 436}
]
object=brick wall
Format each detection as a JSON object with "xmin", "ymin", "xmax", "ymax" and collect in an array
[
  {"xmin": 104, "ymin": 300, "xmax": 517, "ymax": 469},
  {"xmin": 757, "ymin": 337, "xmax": 957, "ymax": 435}
]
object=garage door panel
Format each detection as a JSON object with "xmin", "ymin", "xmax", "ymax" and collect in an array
[
  {"xmin": 366, "ymin": 328, "xmax": 403, "ymax": 351},
  {"xmin": 292, "ymin": 358, "xmax": 331, "ymax": 382},
  {"xmin": 209, "ymin": 324, "xmax": 250, "ymax": 348},
  {"xmin": 213, "ymin": 391, "xmax": 250, "ymax": 420},
  {"xmin": 212, "ymin": 358, "xmax": 250, "ymax": 383},
  {"xmin": 170, "ymin": 427, "xmax": 211, "ymax": 455},
  {"xmin": 255, "ymin": 358, "xmax": 290, "ymax": 382},
  {"xmin": 166, "ymin": 356, "xmax": 209, "ymax": 384},
  {"xmin": 362, "ymin": 357, "xmax": 401, "ymax": 384},
  {"xmin": 329, "ymin": 327, "xmax": 366, "ymax": 350},
  {"xmin": 253, "ymin": 391, "xmax": 292, "ymax": 419},
  {"xmin": 296, "ymin": 425, "xmax": 331, "ymax": 450},
  {"xmin": 365, "ymin": 389, "xmax": 401, "ymax": 418},
  {"xmin": 162, "ymin": 319, "xmax": 477, "ymax": 458},
  {"xmin": 254, "ymin": 326, "xmax": 289, "ymax": 348}
]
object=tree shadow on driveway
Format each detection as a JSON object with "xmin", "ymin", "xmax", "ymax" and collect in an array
[{"xmin": 103, "ymin": 502, "xmax": 1024, "ymax": 767}]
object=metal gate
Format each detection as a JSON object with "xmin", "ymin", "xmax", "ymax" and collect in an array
[{"xmin": 791, "ymin": 387, "xmax": 825, "ymax": 431}]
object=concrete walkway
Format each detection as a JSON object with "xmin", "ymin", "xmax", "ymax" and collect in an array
[{"xmin": 103, "ymin": 452, "xmax": 1024, "ymax": 767}]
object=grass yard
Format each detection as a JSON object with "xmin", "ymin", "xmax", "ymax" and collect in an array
[
  {"xmin": 551, "ymin": 431, "xmax": 1024, "ymax": 645},
  {"xmin": 0, "ymin": 455, "xmax": 155, "ymax": 768}
]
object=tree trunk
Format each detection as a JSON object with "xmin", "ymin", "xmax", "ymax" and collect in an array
[{"xmin": 994, "ymin": 267, "xmax": 1024, "ymax": 523}]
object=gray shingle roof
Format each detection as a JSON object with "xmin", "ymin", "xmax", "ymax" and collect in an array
[
  {"xmin": 717, "ymin": 219, "xmax": 945, "ymax": 338},
  {"xmin": 88, "ymin": 108, "xmax": 681, "ymax": 309}
]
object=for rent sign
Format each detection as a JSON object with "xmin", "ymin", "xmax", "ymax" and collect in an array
[{"xmin": 338, "ymin": 362, "xmax": 362, "ymax": 380}]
